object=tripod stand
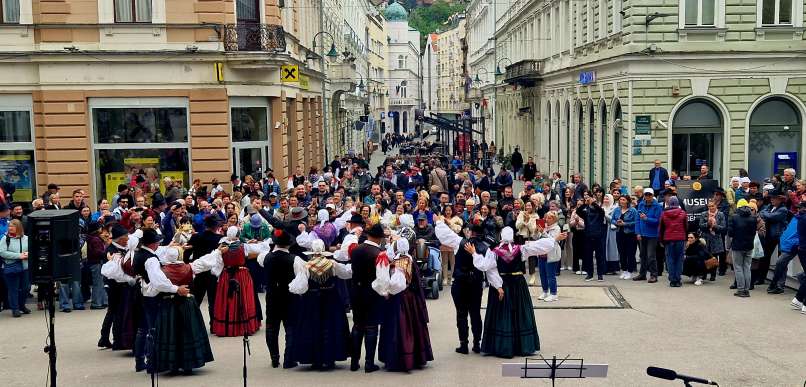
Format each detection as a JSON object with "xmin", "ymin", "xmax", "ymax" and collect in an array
[
  {"xmin": 42, "ymin": 281, "xmax": 57, "ymax": 387},
  {"xmin": 228, "ymin": 276, "xmax": 250, "ymax": 387}
]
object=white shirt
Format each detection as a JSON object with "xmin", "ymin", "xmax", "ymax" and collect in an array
[
  {"xmin": 141, "ymin": 247, "xmax": 179, "ymax": 297},
  {"xmin": 288, "ymin": 256, "xmax": 352, "ymax": 295}
]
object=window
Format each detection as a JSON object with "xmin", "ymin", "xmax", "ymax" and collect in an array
[
  {"xmin": 0, "ymin": 96, "xmax": 35, "ymax": 200},
  {"xmin": 398, "ymin": 55, "xmax": 405, "ymax": 69},
  {"xmin": 91, "ymin": 98, "xmax": 189, "ymax": 202},
  {"xmin": 231, "ymin": 107, "xmax": 268, "ymax": 142},
  {"xmin": 114, "ymin": 0, "xmax": 152, "ymax": 23},
  {"xmin": 1, "ymin": 0, "xmax": 20, "ymax": 23},
  {"xmin": 613, "ymin": 0, "xmax": 623, "ymax": 33},
  {"xmin": 761, "ymin": 0, "xmax": 793, "ymax": 25},
  {"xmin": 683, "ymin": 0, "xmax": 716, "ymax": 26}
]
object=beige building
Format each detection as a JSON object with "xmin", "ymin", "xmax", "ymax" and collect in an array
[
  {"xmin": 367, "ymin": 12, "xmax": 389, "ymax": 141},
  {"xmin": 0, "ymin": 0, "xmax": 326, "ymax": 203},
  {"xmin": 436, "ymin": 15, "xmax": 467, "ymax": 117}
]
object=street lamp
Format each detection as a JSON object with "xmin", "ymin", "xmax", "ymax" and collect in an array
[
  {"xmin": 312, "ymin": 31, "xmax": 340, "ymax": 162},
  {"xmin": 495, "ymin": 57, "xmax": 512, "ymax": 76},
  {"xmin": 473, "ymin": 67, "xmax": 489, "ymax": 85},
  {"xmin": 311, "ymin": 31, "xmax": 339, "ymax": 59}
]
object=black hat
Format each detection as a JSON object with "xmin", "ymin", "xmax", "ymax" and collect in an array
[
  {"xmin": 366, "ymin": 223, "xmax": 385, "ymax": 238},
  {"xmin": 467, "ymin": 218, "xmax": 484, "ymax": 234},
  {"xmin": 769, "ymin": 189, "xmax": 785, "ymax": 198},
  {"xmin": 151, "ymin": 193, "xmax": 166, "ymax": 207},
  {"xmin": 47, "ymin": 183, "xmax": 59, "ymax": 190},
  {"xmin": 87, "ymin": 221, "xmax": 102, "ymax": 234},
  {"xmin": 117, "ymin": 184, "xmax": 129, "ymax": 193},
  {"xmin": 139, "ymin": 228, "xmax": 163, "ymax": 246},
  {"xmin": 272, "ymin": 228, "xmax": 292, "ymax": 246},
  {"xmin": 111, "ymin": 224, "xmax": 128, "ymax": 240},
  {"xmin": 0, "ymin": 203, "xmax": 8, "ymax": 212},
  {"xmin": 204, "ymin": 215, "xmax": 222, "ymax": 229},
  {"xmin": 347, "ymin": 213, "xmax": 365, "ymax": 225}
]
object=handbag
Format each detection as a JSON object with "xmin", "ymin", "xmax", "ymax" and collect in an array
[{"xmin": 704, "ymin": 256, "xmax": 719, "ymax": 271}]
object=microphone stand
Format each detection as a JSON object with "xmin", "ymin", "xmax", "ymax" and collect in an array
[
  {"xmin": 43, "ymin": 281, "xmax": 57, "ymax": 387},
  {"xmin": 230, "ymin": 277, "xmax": 250, "ymax": 387}
]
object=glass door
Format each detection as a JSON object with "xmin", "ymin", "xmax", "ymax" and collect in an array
[
  {"xmin": 232, "ymin": 146, "xmax": 267, "ymax": 181},
  {"xmin": 672, "ymin": 133, "xmax": 719, "ymax": 179}
]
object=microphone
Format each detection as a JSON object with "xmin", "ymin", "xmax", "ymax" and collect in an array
[{"xmin": 647, "ymin": 366, "xmax": 718, "ymax": 385}]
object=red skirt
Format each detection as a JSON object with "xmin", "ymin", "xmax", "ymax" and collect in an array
[{"xmin": 211, "ymin": 267, "xmax": 261, "ymax": 337}]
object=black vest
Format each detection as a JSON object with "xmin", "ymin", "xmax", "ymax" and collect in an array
[
  {"xmin": 351, "ymin": 242, "xmax": 382, "ymax": 289},
  {"xmin": 453, "ymin": 238, "xmax": 486, "ymax": 284},
  {"xmin": 132, "ymin": 248, "xmax": 158, "ymax": 285}
]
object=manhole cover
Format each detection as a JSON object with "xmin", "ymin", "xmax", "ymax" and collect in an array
[{"xmin": 482, "ymin": 285, "xmax": 630, "ymax": 310}]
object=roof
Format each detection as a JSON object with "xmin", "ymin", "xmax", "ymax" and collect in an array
[{"xmin": 384, "ymin": 0, "xmax": 408, "ymax": 22}]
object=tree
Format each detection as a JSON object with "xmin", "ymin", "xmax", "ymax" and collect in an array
[{"xmin": 408, "ymin": 0, "xmax": 466, "ymax": 49}]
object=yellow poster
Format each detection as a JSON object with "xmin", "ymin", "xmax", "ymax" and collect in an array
[{"xmin": 105, "ymin": 172, "xmax": 127, "ymax": 202}]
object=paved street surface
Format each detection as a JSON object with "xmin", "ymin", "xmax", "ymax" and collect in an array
[
  {"xmin": 1, "ymin": 147, "xmax": 804, "ymax": 386},
  {"xmin": 1, "ymin": 272, "xmax": 805, "ymax": 387}
]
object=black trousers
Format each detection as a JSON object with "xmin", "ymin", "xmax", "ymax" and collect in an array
[
  {"xmin": 616, "ymin": 232, "xmax": 638, "ymax": 272},
  {"xmin": 100, "ymin": 280, "xmax": 120, "ymax": 341},
  {"xmin": 571, "ymin": 230, "xmax": 585, "ymax": 272},
  {"xmin": 265, "ymin": 303, "xmax": 294, "ymax": 364},
  {"xmin": 192, "ymin": 271, "xmax": 217, "ymax": 325},
  {"xmin": 450, "ymin": 279, "xmax": 483, "ymax": 346},
  {"xmin": 350, "ymin": 290, "xmax": 383, "ymax": 366},
  {"xmin": 584, "ymin": 236, "xmax": 606, "ymax": 278},
  {"xmin": 656, "ymin": 242, "xmax": 666, "ymax": 276}
]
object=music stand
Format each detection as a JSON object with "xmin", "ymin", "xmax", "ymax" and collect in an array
[{"xmin": 501, "ymin": 355, "xmax": 609, "ymax": 387}]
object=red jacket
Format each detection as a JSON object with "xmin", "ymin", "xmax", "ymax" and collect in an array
[{"xmin": 659, "ymin": 208, "xmax": 688, "ymax": 242}]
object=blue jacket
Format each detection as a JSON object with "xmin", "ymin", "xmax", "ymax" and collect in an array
[
  {"xmin": 611, "ymin": 206, "xmax": 638, "ymax": 234},
  {"xmin": 759, "ymin": 203, "xmax": 789, "ymax": 240},
  {"xmin": 636, "ymin": 199, "xmax": 662, "ymax": 238},
  {"xmin": 797, "ymin": 213, "xmax": 806, "ymax": 255},
  {"xmin": 780, "ymin": 217, "xmax": 799, "ymax": 253}
]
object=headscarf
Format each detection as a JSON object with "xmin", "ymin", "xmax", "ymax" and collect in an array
[
  {"xmin": 493, "ymin": 227, "xmax": 521, "ymax": 263},
  {"xmin": 399, "ymin": 213, "xmax": 414, "ymax": 228},
  {"xmin": 219, "ymin": 226, "xmax": 242, "ymax": 250},
  {"xmin": 312, "ymin": 210, "xmax": 337, "ymax": 246},
  {"xmin": 602, "ymin": 194, "xmax": 615, "ymax": 214},
  {"xmin": 667, "ymin": 196, "xmax": 680, "ymax": 209}
]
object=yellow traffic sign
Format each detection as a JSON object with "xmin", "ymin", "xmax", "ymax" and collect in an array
[
  {"xmin": 281, "ymin": 65, "xmax": 299, "ymax": 83},
  {"xmin": 214, "ymin": 62, "xmax": 224, "ymax": 82}
]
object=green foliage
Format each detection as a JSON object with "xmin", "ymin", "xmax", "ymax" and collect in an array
[{"xmin": 408, "ymin": 0, "xmax": 465, "ymax": 48}]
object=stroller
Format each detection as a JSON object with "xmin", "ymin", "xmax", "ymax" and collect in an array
[{"xmin": 414, "ymin": 239, "xmax": 442, "ymax": 299}]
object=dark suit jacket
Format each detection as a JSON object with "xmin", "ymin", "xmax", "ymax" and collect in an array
[
  {"xmin": 264, "ymin": 249, "xmax": 296, "ymax": 318},
  {"xmin": 184, "ymin": 229, "xmax": 223, "ymax": 262}
]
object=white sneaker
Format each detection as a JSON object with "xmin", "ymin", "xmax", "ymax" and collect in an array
[
  {"xmin": 582, "ymin": 271, "xmax": 588, "ymax": 276},
  {"xmin": 575, "ymin": 271, "xmax": 583, "ymax": 275},
  {"xmin": 802, "ymin": 305, "xmax": 806, "ymax": 315},
  {"xmin": 537, "ymin": 292, "xmax": 547, "ymax": 300},
  {"xmin": 560, "ymin": 267, "xmax": 566, "ymax": 271},
  {"xmin": 623, "ymin": 272, "xmax": 632, "ymax": 280},
  {"xmin": 791, "ymin": 298, "xmax": 804, "ymax": 310},
  {"xmin": 694, "ymin": 279, "xmax": 703, "ymax": 286},
  {"xmin": 544, "ymin": 294, "xmax": 558, "ymax": 302}
]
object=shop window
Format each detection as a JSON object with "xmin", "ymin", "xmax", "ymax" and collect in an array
[
  {"xmin": 91, "ymin": 99, "xmax": 189, "ymax": 203},
  {"xmin": 114, "ymin": 0, "xmax": 151, "ymax": 23},
  {"xmin": 1, "ymin": 0, "xmax": 20, "ymax": 23},
  {"xmin": 0, "ymin": 96, "xmax": 34, "ymax": 200},
  {"xmin": 0, "ymin": 110, "xmax": 31, "ymax": 142},
  {"xmin": 231, "ymin": 107, "xmax": 268, "ymax": 142},
  {"xmin": 93, "ymin": 107, "xmax": 187, "ymax": 143}
]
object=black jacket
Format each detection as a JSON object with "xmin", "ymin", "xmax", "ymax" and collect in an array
[
  {"xmin": 727, "ymin": 207, "xmax": 757, "ymax": 251},
  {"xmin": 184, "ymin": 229, "xmax": 223, "ymax": 262},
  {"xmin": 584, "ymin": 204, "xmax": 607, "ymax": 238},
  {"xmin": 264, "ymin": 249, "xmax": 296, "ymax": 317}
]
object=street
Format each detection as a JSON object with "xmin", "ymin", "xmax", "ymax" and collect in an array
[{"xmin": 0, "ymin": 270, "xmax": 804, "ymax": 386}]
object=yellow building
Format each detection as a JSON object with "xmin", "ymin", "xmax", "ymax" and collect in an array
[
  {"xmin": 436, "ymin": 15, "xmax": 466, "ymax": 117},
  {"xmin": 367, "ymin": 12, "xmax": 390, "ymax": 141},
  {"xmin": 0, "ymin": 0, "xmax": 325, "ymax": 203}
]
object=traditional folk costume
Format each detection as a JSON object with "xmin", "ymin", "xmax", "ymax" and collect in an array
[
  {"xmin": 479, "ymin": 227, "xmax": 539, "ymax": 358},
  {"xmin": 259, "ymin": 229, "xmax": 299, "ymax": 369},
  {"xmin": 192, "ymin": 227, "xmax": 262, "ymax": 337},
  {"xmin": 434, "ymin": 220, "xmax": 487, "ymax": 354},
  {"xmin": 152, "ymin": 246, "xmax": 214, "ymax": 373},
  {"xmin": 99, "ymin": 225, "xmax": 137, "ymax": 350},
  {"xmin": 287, "ymin": 239, "xmax": 352, "ymax": 369},
  {"xmin": 379, "ymin": 238, "xmax": 434, "ymax": 371},
  {"xmin": 348, "ymin": 223, "xmax": 389, "ymax": 373},
  {"xmin": 475, "ymin": 232, "xmax": 561, "ymax": 358}
]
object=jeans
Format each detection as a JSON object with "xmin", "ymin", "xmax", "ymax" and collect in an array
[
  {"xmin": 4, "ymin": 269, "xmax": 30, "ymax": 312},
  {"xmin": 770, "ymin": 251, "xmax": 806, "ymax": 290},
  {"xmin": 429, "ymin": 247, "xmax": 442, "ymax": 273},
  {"xmin": 59, "ymin": 280, "xmax": 83, "ymax": 310},
  {"xmin": 638, "ymin": 237, "xmax": 658, "ymax": 277},
  {"xmin": 616, "ymin": 232, "xmax": 637, "ymax": 272},
  {"xmin": 584, "ymin": 236, "xmax": 606, "ymax": 278},
  {"xmin": 732, "ymin": 250, "xmax": 753, "ymax": 292},
  {"xmin": 537, "ymin": 258, "xmax": 558, "ymax": 295},
  {"xmin": 664, "ymin": 240, "xmax": 685, "ymax": 284},
  {"xmin": 89, "ymin": 264, "xmax": 107, "ymax": 307}
]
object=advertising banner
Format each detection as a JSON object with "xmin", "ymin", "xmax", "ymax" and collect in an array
[{"xmin": 675, "ymin": 179, "xmax": 719, "ymax": 223}]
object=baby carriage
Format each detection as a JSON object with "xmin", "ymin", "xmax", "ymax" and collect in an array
[{"xmin": 414, "ymin": 239, "xmax": 442, "ymax": 299}]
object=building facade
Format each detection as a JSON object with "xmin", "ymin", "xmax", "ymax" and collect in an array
[
  {"xmin": 424, "ymin": 33, "xmax": 439, "ymax": 117},
  {"xmin": 383, "ymin": 1, "xmax": 422, "ymax": 134},
  {"xmin": 366, "ymin": 11, "xmax": 390, "ymax": 142},
  {"xmin": 0, "ymin": 0, "xmax": 329, "ymax": 203},
  {"xmin": 466, "ymin": 0, "xmax": 497, "ymax": 144},
  {"xmin": 492, "ymin": 0, "xmax": 806, "ymax": 189},
  {"xmin": 435, "ymin": 15, "xmax": 467, "ymax": 118}
]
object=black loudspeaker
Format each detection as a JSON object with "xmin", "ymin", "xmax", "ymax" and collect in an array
[{"xmin": 29, "ymin": 209, "xmax": 80, "ymax": 284}]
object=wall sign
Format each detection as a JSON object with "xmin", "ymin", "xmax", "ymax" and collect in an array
[
  {"xmin": 578, "ymin": 71, "xmax": 597, "ymax": 85},
  {"xmin": 635, "ymin": 115, "xmax": 652, "ymax": 135}
]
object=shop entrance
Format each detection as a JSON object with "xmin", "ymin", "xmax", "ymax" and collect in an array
[{"xmin": 672, "ymin": 100, "xmax": 723, "ymax": 180}]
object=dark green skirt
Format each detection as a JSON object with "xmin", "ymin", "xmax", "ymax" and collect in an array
[
  {"xmin": 154, "ymin": 295, "xmax": 214, "ymax": 373},
  {"xmin": 481, "ymin": 275, "xmax": 539, "ymax": 358}
]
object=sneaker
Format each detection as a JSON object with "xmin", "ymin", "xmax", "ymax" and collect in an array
[
  {"xmin": 618, "ymin": 272, "xmax": 626, "ymax": 279},
  {"xmin": 802, "ymin": 305, "xmax": 806, "ymax": 315},
  {"xmin": 537, "ymin": 292, "xmax": 547, "ymax": 300},
  {"xmin": 767, "ymin": 287, "xmax": 785, "ymax": 294},
  {"xmin": 544, "ymin": 294, "xmax": 558, "ymax": 302},
  {"xmin": 597, "ymin": 277, "xmax": 605, "ymax": 282},
  {"xmin": 694, "ymin": 279, "xmax": 703, "ymax": 286},
  {"xmin": 632, "ymin": 275, "xmax": 647, "ymax": 281},
  {"xmin": 584, "ymin": 276, "xmax": 594, "ymax": 282},
  {"xmin": 791, "ymin": 298, "xmax": 803, "ymax": 310},
  {"xmin": 582, "ymin": 271, "xmax": 588, "ymax": 276},
  {"xmin": 648, "ymin": 276, "xmax": 658, "ymax": 283},
  {"xmin": 624, "ymin": 272, "xmax": 632, "ymax": 280},
  {"xmin": 575, "ymin": 271, "xmax": 583, "ymax": 275},
  {"xmin": 560, "ymin": 267, "xmax": 567, "ymax": 271}
]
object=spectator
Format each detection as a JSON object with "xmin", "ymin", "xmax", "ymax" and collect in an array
[
  {"xmin": 756, "ymin": 190, "xmax": 789, "ymax": 286},
  {"xmin": 659, "ymin": 197, "xmax": 687, "ymax": 287},
  {"xmin": 522, "ymin": 156, "xmax": 537, "ymax": 183},
  {"xmin": 634, "ymin": 188, "xmax": 662, "ymax": 283},
  {"xmin": 84, "ymin": 222, "xmax": 107, "ymax": 309},
  {"xmin": 768, "ymin": 212, "xmax": 801, "ymax": 294},
  {"xmin": 648, "ymin": 159, "xmax": 669, "ymax": 194},
  {"xmin": 699, "ymin": 200, "xmax": 728, "ymax": 280},
  {"xmin": 510, "ymin": 147, "xmax": 523, "ymax": 179},
  {"xmin": 698, "ymin": 165, "xmax": 712, "ymax": 180},
  {"xmin": 682, "ymin": 233, "xmax": 710, "ymax": 286},
  {"xmin": 612, "ymin": 195, "xmax": 638, "ymax": 279},
  {"xmin": 780, "ymin": 168, "xmax": 797, "ymax": 193},
  {"xmin": 728, "ymin": 199, "xmax": 758, "ymax": 298},
  {"xmin": 581, "ymin": 195, "xmax": 607, "ymax": 282},
  {"xmin": 1, "ymin": 219, "xmax": 29, "ymax": 317}
]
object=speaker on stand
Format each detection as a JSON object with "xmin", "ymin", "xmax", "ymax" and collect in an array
[{"xmin": 29, "ymin": 209, "xmax": 80, "ymax": 387}]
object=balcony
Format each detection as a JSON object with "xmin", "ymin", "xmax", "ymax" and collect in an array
[
  {"xmin": 503, "ymin": 59, "xmax": 542, "ymax": 88},
  {"xmin": 224, "ymin": 23, "xmax": 286, "ymax": 52}
]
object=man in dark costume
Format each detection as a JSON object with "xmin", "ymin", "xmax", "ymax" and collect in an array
[
  {"xmin": 435, "ymin": 217, "xmax": 487, "ymax": 354},
  {"xmin": 261, "ymin": 228, "xmax": 298, "ymax": 369},
  {"xmin": 184, "ymin": 215, "xmax": 223, "ymax": 326},
  {"xmin": 349, "ymin": 223, "xmax": 388, "ymax": 372}
]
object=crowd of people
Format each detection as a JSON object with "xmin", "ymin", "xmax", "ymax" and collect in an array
[{"xmin": 0, "ymin": 134, "xmax": 805, "ymax": 378}]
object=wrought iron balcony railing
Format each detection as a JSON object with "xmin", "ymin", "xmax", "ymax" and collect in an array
[
  {"xmin": 503, "ymin": 59, "xmax": 542, "ymax": 87},
  {"xmin": 223, "ymin": 23, "xmax": 286, "ymax": 52}
]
